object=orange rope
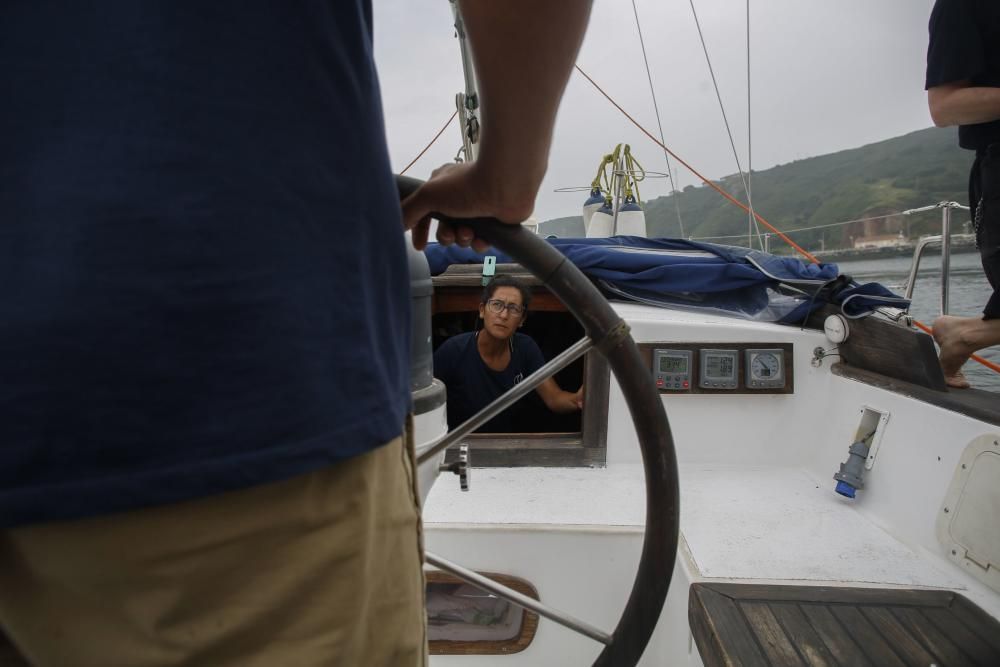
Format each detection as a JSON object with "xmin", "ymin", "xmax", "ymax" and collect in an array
[
  {"xmin": 574, "ymin": 65, "xmax": 820, "ymax": 264},
  {"xmin": 400, "ymin": 110, "xmax": 458, "ymax": 176},
  {"xmin": 575, "ymin": 64, "xmax": 1000, "ymax": 377}
]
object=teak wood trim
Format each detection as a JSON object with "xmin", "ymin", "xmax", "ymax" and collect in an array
[
  {"xmin": 808, "ymin": 304, "xmax": 947, "ymax": 391},
  {"xmin": 426, "ymin": 570, "xmax": 539, "ymax": 656},
  {"xmin": 433, "ymin": 263, "xmax": 539, "ymax": 282},
  {"xmin": 432, "ymin": 263, "xmax": 565, "ymax": 313},
  {"xmin": 689, "ymin": 583, "xmax": 1000, "ymax": 667},
  {"xmin": 433, "ymin": 289, "xmax": 566, "ymax": 314}
]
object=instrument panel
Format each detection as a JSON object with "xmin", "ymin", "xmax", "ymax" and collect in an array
[
  {"xmin": 746, "ymin": 348, "xmax": 785, "ymax": 389},
  {"xmin": 700, "ymin": 349, "xmax": 739, "ymax": 389},
  {"xmin": 643, "ymin": 342, "xmax": 793, "ymax": 395},
  {"xmin": 653, "ymin": 349, "xmax": 692, "ymax": 391}
]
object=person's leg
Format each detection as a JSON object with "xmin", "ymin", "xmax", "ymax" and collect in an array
[
  {"xmin": 932, "ymin": 314, "xmax": 1000, "ymax": 388},
  {"xmin": 0, "ymin": 432, "xmax": 426, "ymax": 667},
  {"xmin": 978, "ymin": 151, "xmax": 1000, "ymax": 321},
  {"xmin": 935, "ymin": 152, "xmax": 1000, "ymax": 388}
]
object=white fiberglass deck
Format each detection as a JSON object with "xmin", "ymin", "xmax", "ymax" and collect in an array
[
  {"xmin": 679, "ymin": 465, "xmax": 962, "ymax": 588},
  {"xmin": 424, "ymin": 463, "xmax": 963, "ymax": 590},
  {"xmin": 425, "ymin": 465, "xmax": 645, "ymax": 528}
]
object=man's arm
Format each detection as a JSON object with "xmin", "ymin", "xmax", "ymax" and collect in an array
[
  {"xmin": 928, "ymin": 81, "xmax": 1000, "ymax": 127},
  {"xmin": 536, "ymin": 378, "xmax": 584, "ymax": 414},
  {"xmin": 401, "ymin": 0, "xmax": 592, "ymax": 250}
]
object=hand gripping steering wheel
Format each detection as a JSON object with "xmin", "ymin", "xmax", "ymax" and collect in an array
[{"xmin": 398, "ymin": 175, "xmax": 680, "ymax": 667}]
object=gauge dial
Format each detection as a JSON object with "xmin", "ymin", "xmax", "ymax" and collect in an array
[
  {"xmin": 745, "ymin": 348, "xmax": 786, "ymax": 388},
  {"xmin": 750, "ymin": 352, "xmax": 779, "ymax": 379}
]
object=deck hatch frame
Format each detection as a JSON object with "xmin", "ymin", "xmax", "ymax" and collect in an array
[{"xmin": 936, "ymin": 433, "xmax": 1000, "ymax": 594}]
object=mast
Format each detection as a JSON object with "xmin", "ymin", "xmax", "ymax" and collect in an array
[{"xmin": 450, "ymin": 0, "xmax": 480, "ymax": 163}]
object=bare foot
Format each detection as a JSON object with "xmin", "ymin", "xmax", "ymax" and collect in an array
[
  {"xmin": 932, "ymin": 315, "xmax": 972, "ymax": 387},
  {"xmin": 931, "ymin": 315, "xmax": 1000, "ymax": 389},
  {"xmin": 943, "ymin": 368, "xmax": 971, "ymax": 389}
]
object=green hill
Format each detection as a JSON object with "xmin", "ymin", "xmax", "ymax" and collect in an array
[{"xmin": 542, "ymin": 127, "xmax": 973, "ymax": 252}]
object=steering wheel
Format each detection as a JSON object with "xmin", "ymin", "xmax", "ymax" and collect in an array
[{"xmin": 397, "ymin": 175, "xmax": 680, "ymax": 667}]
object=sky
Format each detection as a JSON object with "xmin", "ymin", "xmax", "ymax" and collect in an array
[{"xmin": 374, "ymin": 0, "xmax": 941, "ymax": 223}]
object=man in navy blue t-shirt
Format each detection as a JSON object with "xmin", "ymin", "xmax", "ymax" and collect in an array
[
  {"xmin": 434, "ymin": 276, "xmax": 584, "ymax": 433},
  {"xmin": 0, "ymin": 1, "xmax": 593, "ymax": 664},
  {"xmin": 926, "ymin": 0, "xmax": 1000, "ymax": 388}
]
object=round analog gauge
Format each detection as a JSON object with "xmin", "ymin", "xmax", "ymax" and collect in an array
[{"xmin": 750, "ymin": 352, "xmax": 780, "ymax": 380}]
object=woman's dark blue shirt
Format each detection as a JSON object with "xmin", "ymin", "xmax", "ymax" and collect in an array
[{"xmin": 433, "ymin": 332, "xmax": 545, "ymax": 433}]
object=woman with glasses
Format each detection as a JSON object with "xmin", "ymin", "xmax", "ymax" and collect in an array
[{"xmin": 433, "ymin": 276, "xmax": 585, "ymax": 432}]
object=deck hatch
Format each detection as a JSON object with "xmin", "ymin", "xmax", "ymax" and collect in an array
[{"xmin": 937, "ymin": 434, "xmax": 1000, "ymax": 594}]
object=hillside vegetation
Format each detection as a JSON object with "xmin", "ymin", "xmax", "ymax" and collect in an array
[{"xmin": 542, "ymin": 127, "xmax": 972, "ymax": 251}]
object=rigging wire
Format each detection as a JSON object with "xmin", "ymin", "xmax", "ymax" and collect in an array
[
  {"xmin": 571, "ymin": 65, "xmax": 1000, "ymax": 376},
  {"xmin": 574, "ymin": 64, "xmax": 820, "ymax": 263},
  {"xmin": 399, "ymin": 110, "xmax": 459, "ymax": 176},
  {"xmin": 687, "ymin": 0, "xmax": 764, "ymax": 249},
  {"xmin": 630, "ymin": 0, "xmax": 685, "ymax": 238},
  {"xmin": 745, "ymin": 0, "xmax": 758, "ymax": 250},
  {"xmin": 395, "ymin": 34, "xmax": 997, "ymax": 378}
]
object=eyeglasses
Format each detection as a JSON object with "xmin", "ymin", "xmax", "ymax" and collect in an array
[{"xmin": 485, "ymin": 299, "xmax": 525, "ymax": 316}]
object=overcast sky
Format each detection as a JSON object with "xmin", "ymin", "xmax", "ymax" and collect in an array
[{"xmin": 374, "ymin": 0, "xmax": 940, "ymax": 222}]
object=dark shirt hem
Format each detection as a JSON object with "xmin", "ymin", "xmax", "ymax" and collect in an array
[{"xmin": 0, "ymin": 393, "xmax": 408, "ymax": 529}]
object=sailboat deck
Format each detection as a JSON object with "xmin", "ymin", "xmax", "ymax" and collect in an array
[
  {"xmin": 425, "ymin": 465, "xmax": 962, "ymax": 591},
  {"xmin": 678, "ymin": 466, "xmax": 962, "ymax": 589}
]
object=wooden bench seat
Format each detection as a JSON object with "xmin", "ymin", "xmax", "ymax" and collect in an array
[{"xmin": 689, "ymin": 583, "xmax": 1000, "ymax": 667}]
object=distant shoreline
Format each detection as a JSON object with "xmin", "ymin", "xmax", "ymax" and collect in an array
[{"xmin": 785, "ymin": 234, "xmax": 978, "ymax": 263}]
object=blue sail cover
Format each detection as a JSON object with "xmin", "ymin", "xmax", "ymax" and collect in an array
[{"xmin": 424, "ymin": 236, "xmax": 909, "ymax": 324}]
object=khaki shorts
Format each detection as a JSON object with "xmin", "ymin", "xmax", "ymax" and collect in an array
[{"xmin": 0, "ymin": 428, "xmax": 427, "ymax": 667}]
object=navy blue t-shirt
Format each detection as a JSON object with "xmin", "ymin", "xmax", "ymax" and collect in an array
[
  {"xmin": 926, "ymin": 0, "xmax": 1000, "ymax": 151},
  {"xmin": 433, "ymin": 332, "xmax": 546, "ymax": 433},
  {"xmin": 0, "ymin": 1, "xmax": 410, "ymax": 527}
]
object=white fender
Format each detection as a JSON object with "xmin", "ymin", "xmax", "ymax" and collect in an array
[
  {"xmin": 586, "ymin": 202, "xmax": 615, "ymax": 238},
  {"xmin": 617, "ymin": 199, "xmax": 646, "ymax": 237},
  {"xmin": 582, "ymin": 188, "xmax": 606, "ymax": 231}
]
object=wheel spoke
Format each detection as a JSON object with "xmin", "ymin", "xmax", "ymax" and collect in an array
[
  {"xmin": 425, "ymin": 551, "xmax": 612, "ymax": 645},
  {"xmin": 416, "ymin": 335, "xmax": 593, "ymax": 465}
]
